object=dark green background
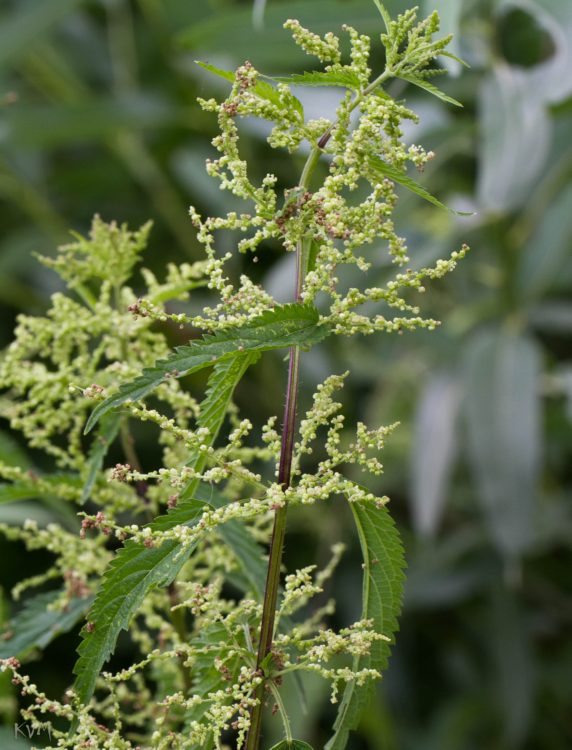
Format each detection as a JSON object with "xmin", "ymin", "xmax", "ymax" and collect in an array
[{"xmin": 1, "ymin": 1, "xmax": 571, "ymax": 748}]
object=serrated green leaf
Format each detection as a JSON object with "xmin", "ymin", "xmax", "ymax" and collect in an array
[
  {"xmin": 401, "ymin": 74, "xmax": 463, "ymax": 107},
  {"xmin": 273, "ymin": 69, "xmax": 362, "ymax": 90},
  {"xmin": 85, "ymin": 303, "xmax": 329, "ymax": 434},
  {"xmin": 270, "ymin": 741, "xmax": 314, "ymax": 750},
  {"xmin": 326, "ymin": 499, "xmax": 405, "ymax": 750},
  {"xmin": 81, "ymin": 413, "xmax": 121, "ymax": 505},
  {"xmin": 196, "ymin": 60, "xmax": 234, "ymax": 83},
  {"xmin": 71, "ymin": 353, "xmax": 255, "ymax": 721},
  {"xmin": 196, "ymin": 61, "xmax": 303, "ymax": 116},
  {"xmin": 367, "ymin": 155, "xmax": 472, "ymax": 215},
  {"xmin": 0, "ymin": 590, "xmax": 92, "ymax": 660},
  {"xmin": 72, "ymin": 532, "xmax": 203, "ymax": 713}
]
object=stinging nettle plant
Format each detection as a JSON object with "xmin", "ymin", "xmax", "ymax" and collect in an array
[{"xmin": 0, "ymin": 3, "xmax": 469, "ymax": 749}]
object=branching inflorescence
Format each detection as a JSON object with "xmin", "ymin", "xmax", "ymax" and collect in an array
[{"xmin": 0, "ymin": 3, "xmax": 467, "ymax": 749}]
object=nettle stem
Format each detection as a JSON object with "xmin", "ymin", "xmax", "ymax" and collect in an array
[
  {"xmin": 245, "ymin": 146, "xmax": 320, "ymax": 750},
  {"xmin": 246, "ymin": 66, "xmax": 394, "ymax": 749}
]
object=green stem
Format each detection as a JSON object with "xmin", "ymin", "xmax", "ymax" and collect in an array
[
  {"xmin": 245, "ymin": 148, "xmax": 320, "ymax": 750},
  {"xmin": 244, "ymin": 338, "xmax": 300, "ymax": 750},
  {"xmin": 245, "ymin": 67, "xmax": 393, "ymax": 750}
]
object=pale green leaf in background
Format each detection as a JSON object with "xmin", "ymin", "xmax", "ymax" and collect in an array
[
  {"xmin": 0, "ymin": 502, "xmax": 64, "ymax": 529},
  {"xmin": 517, "ymin": 182, "xmax": 572, "ymax": 300},
  {"xmin": 252, "ymin": 0, "xmax": 268, "ymax": 31},
  {"xmin": 464, "ymin": 330, "xmax": 541, "ymax": 558},
  {"xmin": 1, "ymin": 96, "xmax": 179, "ymax": 148},
  {"xmin": 0, "ymin": 431, "xmax": 31, "ymax": 470},
  {"xmin": 0, "ymin": 475, "xmax": 80, "ymax": 531},
  {"xmin": 405, "ymin": 528, "xmax": 489, "ymax": 609},
  {"xmin": 410, "ymin": 374, "xmax": 460, "ymax": 538},
  {"xmin": 561, "ymin": 367, "xmax": 572, "ymax": 423},
  {"xmin": 477, "ymin": 64, "xmax": 550, "ymax": 212}
]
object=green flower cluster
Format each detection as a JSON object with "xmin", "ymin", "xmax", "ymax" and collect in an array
[{"xmin": 0, "ymin": 3, "xmax": 467, "ymax": 748}]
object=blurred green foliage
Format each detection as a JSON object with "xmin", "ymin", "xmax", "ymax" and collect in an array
[{"xmin": 0, "ymin": 0, "xmax": 571, "ymax": 748}]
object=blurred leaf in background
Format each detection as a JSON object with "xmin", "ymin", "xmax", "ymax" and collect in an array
[{"xmin": 0, "ymin": 0, "xmax": 571, "ymax": 748}]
